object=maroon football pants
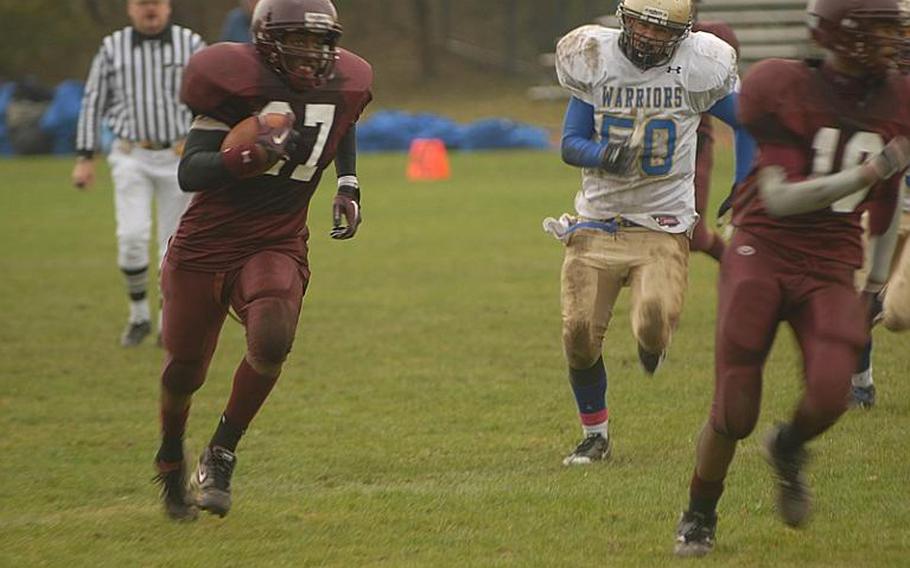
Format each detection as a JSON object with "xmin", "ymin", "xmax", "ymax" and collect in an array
[
  {"xmin": 710, "ymin": 231, "xmax": 867, "ymax": 440},
  {"xmin": 159, "ymin": 251, "xmax": 309, "ymax": 397}
]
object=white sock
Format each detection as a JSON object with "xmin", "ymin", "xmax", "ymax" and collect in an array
[
  {"xmin": 851, "ymin": 368, "xmax": 874, "ymax": 388},
  {"xmin": 130, "ymin": 300, "xmax": 150, "ymax": 323},
  {"xmin": 583, "ymin": 420, "xmax": 609, "ymax": 438}
]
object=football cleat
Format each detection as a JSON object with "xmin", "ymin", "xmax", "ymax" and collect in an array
[
  {"xmin": 188, "ymin": 446, "xmax": 236, "ymax": 518},
  {"xmin": 762, "ymin": 424, "xmax": 812, "ymax": 528},
  {"xmin": 120, "ymin": 320, "xmax": 152, "ymax": 347},
  {"xmin": 850, "ymin": 384, "xmax": 876, "ymax": 409},
  {"xmin": 562, "ymin": 433, "xmax": 612, "ymax": 465},
  {"xmin": 153, "ymin": 458, "xmax": 197, "ymax": 522},
  {"xmin": 637, "ymin": 344, "xmax": 666, "ymax": 375},
  {"xmin": 674, "ymin": 510, "xmax": 717, "ymax": 557}
]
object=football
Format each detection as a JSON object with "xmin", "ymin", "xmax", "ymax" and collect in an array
[{"xmin": 220, "ymin": 113, "xmax": 291, "ymax": 178}]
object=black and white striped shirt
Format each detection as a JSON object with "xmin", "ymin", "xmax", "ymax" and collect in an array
[{"xmin": 76, "ymin": 24, "xmax": 205, "ymax": 157}]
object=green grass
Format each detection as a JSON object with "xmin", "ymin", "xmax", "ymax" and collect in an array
[{"xmin": 1, "ymin": 151, "xmax": 908, "ymax": 567}]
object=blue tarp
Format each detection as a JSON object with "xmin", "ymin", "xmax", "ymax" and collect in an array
[
  {"xmin": 0, "ymin": 83, "xmax": 17, "ymax": 155},
  {"xmin": 1, "ymin": 82, "xmax": 553, "ymax": 156},
  {"xmin": 357, "ymin": 110, "xmax": 551, "ymax": 152},
  {"xmin": 40, "ymin": 80, "xmax": 85, "ymax": 155}
]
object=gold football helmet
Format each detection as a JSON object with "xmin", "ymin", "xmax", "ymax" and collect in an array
[{"xmin": 617, "ymin": 0, "xmax": 694, "ymax": 69}]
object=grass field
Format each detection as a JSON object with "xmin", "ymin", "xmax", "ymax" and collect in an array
[{"xmin": 1, "ymin": 151, "xmax": 908, "ymax": 567}]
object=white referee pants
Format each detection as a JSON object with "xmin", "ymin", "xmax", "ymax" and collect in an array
[{"xmin": 107, "ymin": 143, "xmax": 191, "ymax": 271}]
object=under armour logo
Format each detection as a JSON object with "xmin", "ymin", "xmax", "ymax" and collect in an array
[
  {"xmin": 667, "ymin": 66, "xmax": 682, "ymax": 74},
  {"xmin": 241, "ymin": 149, "xmax": 253, "ymax": 164}
]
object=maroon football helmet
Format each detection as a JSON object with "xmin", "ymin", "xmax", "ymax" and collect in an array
[
  {"xmin": 808, "ymin": 0, "xmax": 909, "ymax": 75},
  {"xmin": 251, "ymin": 0, "xmax": 343, "ymax": 89}
]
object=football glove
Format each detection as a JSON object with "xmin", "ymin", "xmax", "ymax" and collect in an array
[
  {"xmin": 600, "ymin": 141, "xmax": 640, "ymax": 176},
  {"xmin": 600, "ymin": 110, "xmax": 646, "ymax": 176},
  {"xmin": 255, "ymin": 112, "xmax": 297, "ymax": 160},
  {"xmin": 330, "ymin": 185, "xmax": 362, "ymax": 240}
]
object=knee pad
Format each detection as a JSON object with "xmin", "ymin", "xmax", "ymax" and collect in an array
[
  {"xmin": 562, "ymin": 318, "xmax": 601, "ymax": 370},
  {"xmin": 161, "ymin": 357, "xmax": 207, "ymax": 395},
  {"xmin": 245, "ymin": 297, "xmax": 298, "ymax": 369},
  {"xmin": 710, "ymin": 379, "xmax": 761, "ymax": 441}
]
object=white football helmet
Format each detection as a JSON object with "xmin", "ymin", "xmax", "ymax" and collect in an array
[{"xmin": 617, "ymin": 0, "xmax": 694, "ymax": 69}]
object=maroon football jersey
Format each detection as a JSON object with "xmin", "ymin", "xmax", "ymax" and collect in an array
[
  {"xmin": 169, "ymin": 43, "xmax": 373, "ymax": 271},
  {"xmin": 732, "ymin": 59, "xmax": 910, "ymax": 267}
]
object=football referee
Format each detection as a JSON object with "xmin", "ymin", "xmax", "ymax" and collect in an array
[{"xmin": 72, "ymin": 0, "xmax": 205, "ymax": 347}]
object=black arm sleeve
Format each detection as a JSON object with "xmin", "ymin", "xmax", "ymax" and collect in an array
[
  {"xmin": 333, "ymin": 124, "xmax": 357, "ymax": 179},
  {"xmin": 177, "ymin": 128, "xmax": 234, "ymax": 192}
]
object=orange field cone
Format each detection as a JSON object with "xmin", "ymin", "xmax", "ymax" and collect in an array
[{"xmin": 406, "ymin": 138, "xmax": 450, "ymax": 181}]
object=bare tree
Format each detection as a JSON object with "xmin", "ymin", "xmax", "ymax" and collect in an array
[{"xmin": 412, "ymin": 0, "xmax": 437, "ymax": 79}]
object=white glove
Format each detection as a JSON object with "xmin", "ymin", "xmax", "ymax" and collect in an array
[{"xmin": 542, "ymin": 213, "xmax": 578, "ymax": 243}]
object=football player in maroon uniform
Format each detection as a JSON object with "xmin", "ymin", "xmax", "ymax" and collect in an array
[
  {"xmin": 151, "ymin": 0, "xmax": 372, "ymax": 520},
  {"xmin": 691, "ymin": 5, "xmax": 744, "ymax": 261},
  {"xmin": 674, "ymin": 0, "xmax": 910, "ymax": 556}
]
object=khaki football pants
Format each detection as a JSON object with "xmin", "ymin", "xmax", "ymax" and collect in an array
[
  {"xmin": 883, "ymin": 211, "xmax": 910, "ymax": 331},
  {"xmin": 560, "ymin": 227, "xmax": 689, "ymax": 370}
]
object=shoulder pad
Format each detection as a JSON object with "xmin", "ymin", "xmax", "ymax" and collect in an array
[
  {"xmin": 180, "ymin": 43, "xmax": 263, "ymax": 121},
  {"xmin": 692, "ymin": 21, "xmax": 739, "ymax": 54},
  {"xmin": 332, "ymin": 49, "xmax": 374, "ymax": 94},
  {"xmin": 556, "ymin": 25, "xmax": 617, "ymax": 104},
  {"xmin": 738, "ymin": 59, "xmax": 807, "ymax": 143},
  {"xmin": 682, "ymin": 32, "xmax": 739, "ymax": 112}
]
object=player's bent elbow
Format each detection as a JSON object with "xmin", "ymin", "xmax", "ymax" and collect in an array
[
  {"xmin": 177, "ymin": 160, "xmax": 205, "ymax": 192},
  {"xmin": 560, "ymin": 138, "xmax": 592, "ymax": 168}
]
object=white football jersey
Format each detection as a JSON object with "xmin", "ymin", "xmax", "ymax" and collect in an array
[{"xmin": 556, "ymin": 25, "xmax": 738, "ymax": 233}]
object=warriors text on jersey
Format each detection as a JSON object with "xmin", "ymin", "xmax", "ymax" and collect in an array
[
  {"xmin": 732, "ymin": 59, "xmax": 910, "ymax": 267},
  {"xmin": 555, "ymin": 25, "xmax": 738, "ymax": 232},
  {"xmin": 169, "ymin": 42, "xmax": 372, "ymax": 271}
]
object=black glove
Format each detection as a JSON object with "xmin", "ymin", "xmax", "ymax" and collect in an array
[
  {"xmin": 601, "ymin": 140, "xmax": 640, "ymax": 176},
  {"xmin": 330, "ymin": 185, "xmax": 362, "ymax": 240}
]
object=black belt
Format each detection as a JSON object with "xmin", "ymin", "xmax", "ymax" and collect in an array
[{"xmin": 593, "ymin": 217, "xmax": 643, "ymax": 228}]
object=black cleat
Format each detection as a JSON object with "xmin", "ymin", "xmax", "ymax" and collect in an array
[
  {"xmin": 188, "ymin": 446, "xmax": 236, "ymax": 517},
  {"xmin": 850, "ymin": 384, "xmax": 876, "ymax": 409},
  {"xmin": 637, "ymin": 344, "xmax": 666, "ymax": 375},
  {"xmin": 153, "ymin": 458, "xmax": 197, "ymax": 522},
  {"xmin": 120, "ymin": 320, "xmax": 152, "ymax": 347},
  {"xmin": 674, "ymin": 510, "xmax": 717, "ymax": 557},
  {"xmin": 762, "ymin": 424, "xmax": 812, "ymax": 528},
  {"xmin": 562, "ymin": 433, "xmax": 612, "ymax": 465}
]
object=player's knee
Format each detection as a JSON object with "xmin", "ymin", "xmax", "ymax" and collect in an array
[
  {"xmin": 562, "ymin": 318, "xmax": 601, "ymax": 369},
  {"xmin": 883, "ymin": 305, "xmax": 910, "ymax": 331},
  {"xmin": 118, "ymin": 236, "xmax": 149, "ymax": 268},
  {"xmin": 712, "ymin": 402, "xmax": 759, "ymax": 440},
  {"xmin": 245, "ymin": 298, "xmax": 297, "ymax": 371},
  {"xmin": 161, "ymin": 358, "xmax": 207, "ymax": 395}
]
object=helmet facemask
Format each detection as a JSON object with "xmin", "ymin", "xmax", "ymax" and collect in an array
[
  {"xmin": 618, "ymin": 3, "xmax": 692, "ymax": 69},
  {"xmin": 810, "ymin": 5, "xmax": 910, "ymax": 76},
  {"xmin": 255, "ymin": 14, "xmax": 342, "ymax": 89}
]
